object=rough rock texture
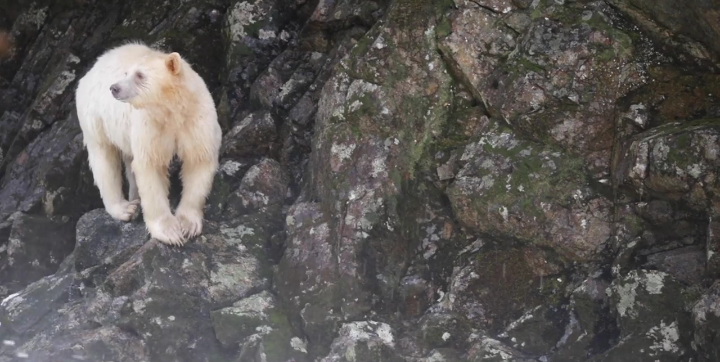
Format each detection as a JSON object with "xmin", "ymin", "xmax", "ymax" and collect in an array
[
  {"xmin": 608, "ymin": 0, "xmax": 720, "ymax": 65},
  {"xmin": 693, "ymin": 281, "xmax": 720, "ymax": 361},
  {"xmin": 439, "ymin": 0, "xmax": 647, "ymax": 175},
  {"xmin": 1, "ymin": 0, "xmax": 720, "ymax": 361},
  {"xmin": 447, "ymin": 118, "xmax": 612, "ymax": 262},
  {"xmin": 599, "ymin": 270, "xmax": 693, "ymax": 361}
]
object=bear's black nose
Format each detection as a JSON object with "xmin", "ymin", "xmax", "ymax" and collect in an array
[{"xmin": 110, "ymin": 84, "xmax": 120, "ymax": 97}]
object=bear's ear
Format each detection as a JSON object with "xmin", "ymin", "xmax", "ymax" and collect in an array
[{"xmin": 166, "ymin": 52, "xmax": 182, "ymax": 75}]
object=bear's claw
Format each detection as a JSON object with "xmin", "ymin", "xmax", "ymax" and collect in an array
[
  {"xmin": 107, "ymin": 199, "xmax": 140, "ymax": 222},
  {"xmin": 176, "ymin": 207, "xmax": 203, "ymax": 239},
  {"xmin": 148, "ymin": 214, "xmax": 186, "ymax": 246}
]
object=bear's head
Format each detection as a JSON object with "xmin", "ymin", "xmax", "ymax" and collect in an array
[{"xmin": 109, "ymin": 51, "xmax": 184, "ymax": 109}]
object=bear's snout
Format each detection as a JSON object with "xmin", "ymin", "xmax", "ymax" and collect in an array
[{"xmin": 110, "ymin": 84, "xmax": 120, "ymax": 98}]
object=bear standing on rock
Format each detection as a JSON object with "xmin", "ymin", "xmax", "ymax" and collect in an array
[{"xmin": 75, "ymin": 42, "xmax": 222, "ymax": 246}]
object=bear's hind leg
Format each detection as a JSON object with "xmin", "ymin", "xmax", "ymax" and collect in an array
[
  {"xmin": 87, "ymin": 142, "xmax": 139, "ymax": 222},
  {"xmin": 175, "ymin": 159, "xmax": 217, "ymax": 238}
]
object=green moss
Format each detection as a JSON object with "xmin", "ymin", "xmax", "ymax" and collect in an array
[
  {"xmin": 666, "ymin": 144, "xmax": 691, "ymax": 167},
  {"xmin": 515, "ymin": 57, "xmax": 546, "ymax": 74},
  {"xmin": 351, "ymin": 32, "xmax": 375, "ymax": 59},
  {"xmin": 231, "ymin": 43, "xmax": 254, "ymax": 57},
  {"xmin": 436, "ymin": 16, "xmax": 452, "ymax": 38},
  {"xmin": 261, "ymin": 328, "xmax": 300, "ymax": 361},
  {"xmin": 342, "ymin": 91, "xmax": 385, "ymax": 137},
  {"xmin": 583, "ymin": 13, "xmax": 634, "ymax": 60},
  {"xmin": 531, "ymin": 8, "xmax": 543, "ymax": 19},
  {"xmin": 596, "ymin": 46, "xmax": 617, "ymax": 62},
  {"xmin": 267, "ymin": 309, "xmax": 292, "ymax": 330},
  {"xmin": 383, "ymin": 56, "xmax": 410, "ymax": 87},
  {"xmin": 529, "ymin": 0, "xmax": 550, "ymax": 20},
  {"xmin": 435, "ymin": 136, "xmax": 471, "ymax": 150},
  {"xmin": 681, "ymin": 285, "xmax": 705, "ymax": 311},
  {"xmin": 622, "ymin": 212, "xmax": 646, "ymax": 238},
  {"xmin": 675, "ymin": 133, "xmax": 692, "ymax": 149},
  {"xmin": 396, "ymin": 96, "xmax": 436, "ymax": 165},
  {"xmin": 456, "ymin": 119, "xmax": 589, "ymax": 240},
  {"xmin": 389, "ymin": 168, "xmax": 404, "ymax": 189},
  {"xmin": 434, "ymin": 0, "xmax": 456, "ymax": 13}
]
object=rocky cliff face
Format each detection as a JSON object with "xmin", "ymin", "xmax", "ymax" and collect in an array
[{"xmin": 1, "ymin": 0, "xmax": 720, "ymax": 361}]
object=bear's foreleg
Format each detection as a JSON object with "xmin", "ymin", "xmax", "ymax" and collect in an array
[
  {"xmin": 175, "ymin": 158, "xmax": 218, "ymax": 238},
  {"xmin": 87, "ymin": 142, "xmax": 140, "ymax": 222},
  {"xmin": 133, "ymin": 159, "xmax": 186, "ymax": 246}
]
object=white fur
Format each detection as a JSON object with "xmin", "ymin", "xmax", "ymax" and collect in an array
[{"xmin": 75, "ymin": 42, "xmax": 222, "ymax": 246}]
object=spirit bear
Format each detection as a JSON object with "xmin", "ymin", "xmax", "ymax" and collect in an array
[{"xmin": 75, "ymin": 42, "xmax": 222, "ymax": 246}]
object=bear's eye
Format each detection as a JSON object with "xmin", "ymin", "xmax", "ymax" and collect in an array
[{"xmin": 135, "ymin": 72, "xmax": 145, "ymax": 81}]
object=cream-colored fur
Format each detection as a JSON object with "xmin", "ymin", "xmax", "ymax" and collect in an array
[{"xmin": 75, "ymin": 42, "xmax": 222, "ymax": 246}]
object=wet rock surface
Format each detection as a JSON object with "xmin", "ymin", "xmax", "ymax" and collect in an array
[{"xmin": 0, "ymin": 0, "xmax": 720, "ymax": 361}]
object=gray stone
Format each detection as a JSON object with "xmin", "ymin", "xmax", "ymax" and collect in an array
[
  {"xmin": 0, "ymin": 213, "xmax": 75, "ymax": 298},
  {"xmin": 1, "ymin": 0, "xmax": 719, "ymax": 361}
]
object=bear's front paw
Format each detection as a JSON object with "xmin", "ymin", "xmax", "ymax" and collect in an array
[
  {"xmin": 176, "ymin": 207, "xmax": 203, "ymax": 238},
  {"xmin": 147, "ymin": 214, "xmax": 186, "ymax": 246},
  {"xmin": 107, "ymin": 199, "xmax": 140, "ymax": 222}
]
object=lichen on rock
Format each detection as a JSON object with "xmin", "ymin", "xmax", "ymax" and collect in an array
[{"xmin": 1, "ymin": 0, "xmax": 720, "ymax": 361}]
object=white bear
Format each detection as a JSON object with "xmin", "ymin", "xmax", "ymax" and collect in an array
[{"xmin": 75, "ymin": 42, "xmax": 222, "ymax": 246}]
